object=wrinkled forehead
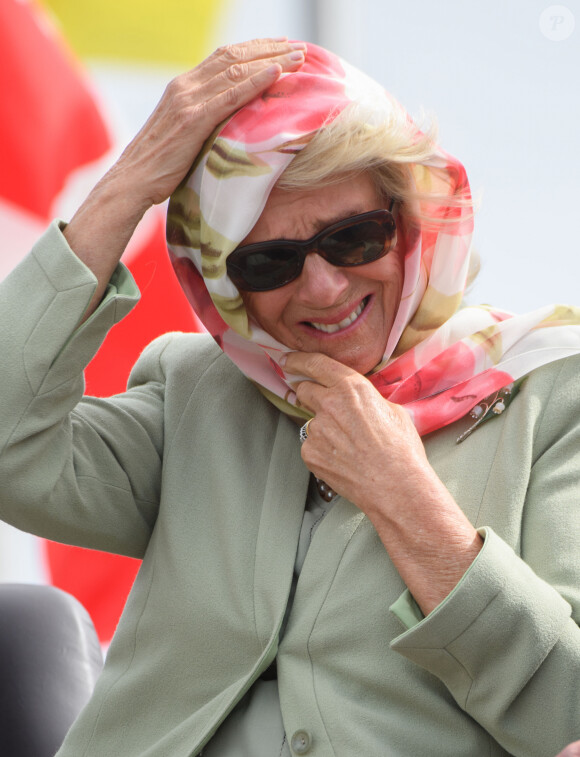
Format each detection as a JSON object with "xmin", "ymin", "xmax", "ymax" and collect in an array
[{"xmin": 240, "ymin": 174, "xmax": 385, "ymax": 247}]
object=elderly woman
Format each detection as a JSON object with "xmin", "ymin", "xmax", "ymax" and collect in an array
[{"xmin": 0, "ymin": 38, "xmax": 579, "ymax": 757}]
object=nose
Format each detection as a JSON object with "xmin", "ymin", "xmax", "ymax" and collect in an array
[{"xmin": 293, "ymin": 251, "xmax": 350, "ymax": 306}]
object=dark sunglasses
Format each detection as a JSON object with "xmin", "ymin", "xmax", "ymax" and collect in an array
[{"xmin": 226, "ymin": 207, "xmax": 397, "ymax": 292}]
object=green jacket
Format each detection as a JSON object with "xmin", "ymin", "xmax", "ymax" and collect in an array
[{"xmin": 1, "ymin": 222, "xmax": 579, "ymax": 757}]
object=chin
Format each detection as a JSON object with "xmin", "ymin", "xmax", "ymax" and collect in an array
[{"xmin": 326, "ymin": 350, "xmax": 382, "ymax": 375}]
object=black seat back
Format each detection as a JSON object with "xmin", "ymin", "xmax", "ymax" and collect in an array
[{"xmin": 0, "ymin": 583, "xmax": 102, "ymax": 756}]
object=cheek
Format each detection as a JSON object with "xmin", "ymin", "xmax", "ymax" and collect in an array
[
  {"xmin": 361, "ymin": 250, "xmax": 405, "ymax": 296},
  {"xmin": 241, "ymin": 290, "xmax": 289, "ymax": 333},
  {"xmin": 389, "ymin": 256, "xmax": 405, "ymax": 300}
]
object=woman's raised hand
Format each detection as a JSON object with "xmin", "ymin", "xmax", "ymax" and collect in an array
[
  {"xmin": 109, "ymin": 38, "xmax": 307, "ymax": 209},
  {"xmin": 63, "ymin": 39, "xmax": 306, "ymax": 317}
]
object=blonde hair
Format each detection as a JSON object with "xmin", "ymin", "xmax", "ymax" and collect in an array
[
  {"xmin": 276, "ymin": 101, "xmax": 472, "ymax": 228},
  {"xmin": 276, "ymin": 101, "xmax": 479, "ymax": 285}
]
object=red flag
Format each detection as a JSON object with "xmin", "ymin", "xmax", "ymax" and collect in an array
[
  {"xmin": 0, "ymin": 0, "xmax": 110, "ymax": 219},
  {"xmin": 0, "ymin": 0, "xmax": 199, "ymax": 643}
]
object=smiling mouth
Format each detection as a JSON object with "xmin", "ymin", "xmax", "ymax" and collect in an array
[{"xmin": 306, "ymin": 296, "xmax": 369, "ymax": 334}]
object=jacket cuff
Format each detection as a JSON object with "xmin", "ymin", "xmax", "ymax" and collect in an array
[
  {"xmin": 389, "ymin": 527, "xmax": 491, "ymax": 630},
  {"xmin": 23, "ymin": 220, "xmax": 140, "ymax": 394},
  {"xmin": 390, "ymin": 527, "xmax": 571, "ymax": 709}
]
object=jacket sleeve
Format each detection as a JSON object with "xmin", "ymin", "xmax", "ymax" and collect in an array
[
  {"xmin": 390, "ymin": 356, "xmax": 580, "ymax": 756},
  {"xmin": 0, "ymin": 221, "xmax": 166, "ymax": 558}
]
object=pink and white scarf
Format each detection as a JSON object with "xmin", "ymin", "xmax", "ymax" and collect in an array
[{"xmin": 166, "ymin": 42, "xmax": 580, "ymax": 436}]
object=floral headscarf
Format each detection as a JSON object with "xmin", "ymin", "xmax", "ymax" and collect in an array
[{"xmin": 166, "ymin": 42, "xmax": 580, "ymax": 436}]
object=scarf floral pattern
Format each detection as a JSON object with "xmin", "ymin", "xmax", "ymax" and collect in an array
[{"xmin": 166, "ymin": 42, "xmax": 580, "ymax": 436}]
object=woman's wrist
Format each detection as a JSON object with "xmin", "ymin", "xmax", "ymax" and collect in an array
[
  {"xmin": 63, "ymin": 172, "xmax": 151, "ymax": 320},
  {"xmin": 363, "ymin": 461, "xmax": 483, "ymax": 615}
]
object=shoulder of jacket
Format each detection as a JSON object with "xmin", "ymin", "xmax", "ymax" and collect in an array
[
  {"xmin": 521, "ymin": 353, "xmax": 580, "ymax": 399},
  {"xmin": 520, "ymin": 353, "xmax": 580, "ymax": 449},
  {"xmin": 128, "ymin": 332, "xmax": 233, "ymax": 390},
  {"xmin": 145, "ymin": 331, "xmax": 219, "ymax": 359}
]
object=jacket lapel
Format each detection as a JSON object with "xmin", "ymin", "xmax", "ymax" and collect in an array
[{"xmin": 252, "ymin": 412, "xmax": 310, "ymax": 646}]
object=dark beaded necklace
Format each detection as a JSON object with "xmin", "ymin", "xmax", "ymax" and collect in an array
[{"xmin": 315, "ymin": 477, "xmax": 337, "ymax": 502}]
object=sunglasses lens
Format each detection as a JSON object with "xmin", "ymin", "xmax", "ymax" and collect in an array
[
  {"xmin": 228, "ymin": 247, "xmax": 301, "ymax": 291},
  {"xmin": 321, "ymin": 218, "xmax": 395, "ymax": 265},
  {"xmin": 228, "ymin": 210, "xmax": 397, "ymax": 291}
]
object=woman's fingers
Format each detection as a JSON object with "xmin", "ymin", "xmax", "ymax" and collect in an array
[
  {"xmin": 201, "ymin": 38, "xmax": 306, "ymax": 68},
  {"xmin": 284, "ymin": 352, "xmax": 362, "ymax": 416},
  {"xmin": 120, "ymin": 40, "xmax": 306, "ymax": 206},
  {"xmin": 283, "ymin": 351, "xmax": 355, "ymax": 389},
  {"xmin": 190, "ymin": 48, "xmax": 306, "ymax": 133},
  {"xmin": 179, "ymin": 39, "xmax": 306, "ymax": 103},
  {"xmin": 195, "ymin": 38, "xmax": 307, "ymax": 76},
  {"xmin": 284, "ymin": 351, "xmax": 426, "ymax": 509}
]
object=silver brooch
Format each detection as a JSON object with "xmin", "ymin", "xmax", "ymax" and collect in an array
[{"xmin": 456, "ymin": 381, "xmax": 520, "ymax": 444}]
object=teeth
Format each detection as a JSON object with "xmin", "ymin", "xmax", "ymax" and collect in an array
[{"xmin": 309, "ymin": 299, "xmax": 366, "ymax": 333}]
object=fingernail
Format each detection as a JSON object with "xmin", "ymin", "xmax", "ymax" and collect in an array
[
  {"xmin": 279, "ymin": 353, "xmax": 289, "ymax": 366},
  {"xmin": 290, "ymin": 41, "xmax": 307, "ymax": 50},
  {"xmin": 289, "ymin": 50, "xmax": 305, "ymax": 61}
]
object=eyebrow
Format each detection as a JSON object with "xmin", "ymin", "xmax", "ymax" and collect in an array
[
  {"xmin": 309, "ymin": 207, "xmax": 371, "ymax": 235},
  {"xmin": 241, "ymin": 204, "xmax": 386, "ymax": 247},
  {"xmin": 307, "ymin": 197, "xmax": 394, "ymax": 237},
  {"xmin": 261, "ymin": 206, "xmax": 374, "ymax": 243}
]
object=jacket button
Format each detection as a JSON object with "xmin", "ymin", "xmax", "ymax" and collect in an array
[{"xmin": 291, "ymin": 729, "xmax": 312, "ymax": 754}]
